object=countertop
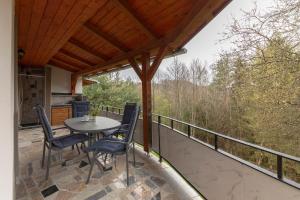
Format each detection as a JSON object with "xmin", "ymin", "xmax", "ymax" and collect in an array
[{"xmin": 51, "ymin": 104, "xmax": 72, "ymax": 107}]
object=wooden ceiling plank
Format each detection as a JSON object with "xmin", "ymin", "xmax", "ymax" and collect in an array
[
  {"xmin": 69, "ymin": 38, "xmax": 109, "ymax": 61},
  {"xmin": 17, "ymin": 0, "xmax": 34, "ymax": 49},
  {"xmin": 59, "ymin": 49, "xmax": 95, "ymax": 66},
  {"xmin": 38, "ymin": 0, "xmax": 107, "ymax": 65},
  {"xmin": 21, "ymin": 0, "xmax": 48, "ymax": 65},
  {"xmin": 27, "ymin": 0, "xmax": 62, "ymax": 66},
  {"xmin": 84, "ymin": 22, "xmax": 130, "ymax": 52},
  {"xmin": 33, "ymin": 0, "xmax": 78, "ymax": 65},
  {"xmin": 128, "ymin": 57, "xmax": 142, "ymax": 79},
  {"xmin": 112, "ymin": 0, "xmax": 157, "ymax": 40}
]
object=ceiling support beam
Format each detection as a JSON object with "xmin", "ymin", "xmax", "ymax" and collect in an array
[
  {"xmin": 69, "ymin": 38, "xmax": 109, "ymax": 61},
  {"xmin": 147, "ymin": 46, "xmax": 168, "ymax": 80},
  {"xmin": 71, "ymin": 74, "xmax": 78, "ymax": 95},
  {"xmin": 112, "ymin": 0, "xmax": 158, "ymax": 40},
  {"xmin": 84, "ymin": 22, "xmax": 130, "ymax": 52},
  {"xmin": 49, "ymin": 59, "xmax": 77, "ymax": 72},
  {"xmin": 77, "ymin": 0, "xmax": 226, "ymax": 77},
  {"xmin": 141, "ymin": 52, "xmax": 152, "ymax": 152},
  {"xmin": 59, "ymin": 49, "xmax": 95, "ymax": 66},
  {"xmin": 128, "ymin": 57, "xmax": 141, "ymax": 79}
]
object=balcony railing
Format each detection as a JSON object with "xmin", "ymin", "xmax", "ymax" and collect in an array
[{"xmin": 100, "ymin": 105, "xmax": 300, "ymax": 195}]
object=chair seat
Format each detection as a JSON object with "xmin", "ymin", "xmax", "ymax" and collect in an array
[
  {"xmin": 52, "ymin": 133, "xmax": 88, "ymax": 149},
  {"xmin": 102, "ymin": 128, "xmax": 127, "ymax": 137},
  {"xmin": 86, "ymin": 138, "xmax": 126, "ymax": 154}
]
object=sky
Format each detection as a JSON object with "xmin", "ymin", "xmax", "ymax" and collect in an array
[{"xmin": 119, "ymin": 0, "xmax": 275, "ymax": 81}]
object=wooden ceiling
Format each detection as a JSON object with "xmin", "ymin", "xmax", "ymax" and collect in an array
[{"xmin": 16, "ymin": 0, "xmax": 231, "ymax": 76}]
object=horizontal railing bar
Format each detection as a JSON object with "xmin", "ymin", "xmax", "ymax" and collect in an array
[{"xmin": 103, "ymin": 107, "xmax": 300, "ymax": 163}]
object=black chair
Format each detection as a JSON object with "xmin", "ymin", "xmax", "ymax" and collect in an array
[
  {"xmin": 85, "ymin": 104, "xmax": 140, "ymax": 186},
  {"xmin": 72, "ymin": 101, "xmax": 90, "ymax": 117},
  {"xmin": 102, "ymin": 103, "xmax": 138, "ymax": 155},
  {"xmin": 35, "ymin": 105, "xmax": 89, "ymax": 180}
]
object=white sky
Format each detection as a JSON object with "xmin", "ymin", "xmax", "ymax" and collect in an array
[{"xmin": 119, "ymin": 0, "xmax": 275, "ymax": 81}]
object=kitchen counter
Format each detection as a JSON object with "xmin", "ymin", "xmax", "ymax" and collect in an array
[{"xmin": 51, "ymin": 104, "xmax": 72, "ymax": 107}]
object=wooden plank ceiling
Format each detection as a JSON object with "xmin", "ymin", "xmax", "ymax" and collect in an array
[{"xmin": 16, "ymin": 0, "xmax": 231, "ymax": 76}]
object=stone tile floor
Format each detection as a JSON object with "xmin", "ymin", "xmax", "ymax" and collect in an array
[{"xmin": 16, "ymin": 127, "xmax": 204, "ymax": 200}]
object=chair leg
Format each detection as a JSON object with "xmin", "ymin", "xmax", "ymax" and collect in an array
[
  {"xmin": 70, "ymin": 130, "xmax": 74, "ymax": 150},
  {"xmin": 76, "ymin": 144, "xmax": 80, "ymax": 155},
  {"xmin": 114, "ymin": 155, "xmax": 117, "ymax": 169},
  {"xmin": 132, "ymin": 142, "xmax": 136, "ymax": 167},
  {"xmin": 46, "ymin": 146, "xmax": 52, "ymax": 180},
  {"xmin": 126, "ymin": 151, "xmax": 129, "ymax": 186},
  {"xmin": 82, "ymin": 143, "xmax": 91, "ymax": 164},
  {"xmin": 86, "ymin": 154, "xmax": 95, "ymax": 184},
  {"xmin": 41, "ymin": 140, "xmax": 46, "ymax": 168}
]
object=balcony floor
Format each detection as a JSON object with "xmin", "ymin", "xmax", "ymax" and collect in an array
[{"xmin": 16, "ymin": 127, "xmax": 203, "ymax": 200}]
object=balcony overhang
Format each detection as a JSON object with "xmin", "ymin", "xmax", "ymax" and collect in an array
[{"xmin": 16, "ymin": 0, "xmax": 231, "ymax": 76}]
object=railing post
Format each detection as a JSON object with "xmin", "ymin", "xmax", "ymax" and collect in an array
[
  {"xmin": 171, "ymin": 119, "xmax": 173, "ymax": 129},
  {"xmin": 277, "ymin": 155, "xmax": 283, "ymax": 180},
  {"xmin": 106, "ymin": 106, "xmax": 108, "ymax": 116},
  {"xmin": 214, "ymin": 135, "xmax": 218, "ymax": 150},
  {"xmin": 187, "ymin": 125, "xmax": 191, "ymax": 138},
  {"xmin": 118, "ymin": 108, "xmax": 121, "ymax": 115},
  {"xmin": 158, "ymin": 115, "xmax": 162, "ymax": 163}
]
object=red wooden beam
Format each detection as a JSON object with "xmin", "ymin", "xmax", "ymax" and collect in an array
[
  {"xmin": 148, "ymin": 46, "xmax": 169, "ymax": 80},
  {"xmin": 141, "ymin": 52, "xmax": 152, "ymax": 152},
  {"xmin": 68, "ymin": 38, "xmax": 109, "ymax": 61},
  {"xmin": 128, "ymin": 57, "xmax": 142, "ymax": 79},
  {"xmin": 112, "ymin": 0, "xmax": 158, "ymax": 40},
  {"xmin": 84, "ymin": 22, "xmax": 130, "ymax": 52}
]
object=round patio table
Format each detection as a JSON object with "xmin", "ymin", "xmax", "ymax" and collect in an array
[{"xmin": 64, "ymin": 116, "xmax": 121, "ymax": 146}]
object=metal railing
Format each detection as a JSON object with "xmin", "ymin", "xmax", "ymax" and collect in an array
[{"xmin": 101, "ymin": 105, "xmax": 300, "ymax": 189}]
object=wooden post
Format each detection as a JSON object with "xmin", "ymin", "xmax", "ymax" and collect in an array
[
  {"xmin": 141, "ymin": 52, "xmax": 152, "ymax": 152},
  {"xmin": 128, "ymin": 47, "xmax": 169, "ymax": 153},
  {"xmin": 71, "ymin": 74, "xmax": 77, "ymax": 95}
]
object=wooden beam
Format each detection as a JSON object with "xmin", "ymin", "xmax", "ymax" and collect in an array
[
  {"xmin": 172, "ymin": 0, "xmax": 230, "ymax": 48},
  {"xmin": 68, "ymin": 38, "xmax": 109, "ymax": 61},
  {"xmin": 141, "ymin": 52, "xmax": 152, "ymax": 152},
  {"xmin": 52, "ymin": 56, "xmax": 82, "ymax": 70},
  {"xmin": 50, "ymin": 57, "xmax": 80, "ymax": 72},
  {"xmin": 71, "ymin": 74, "xmax": 78, "ymax": 95},
  {"xmin": 84, "ymin": 22, "xmax": 130, "ymax": 52},
  {"xmin": 112, "ymin": 0, "xmax": 157, "ymax": 40},
  {"xmin": 77, "ymin": 0, "xmax": 221, "ymax": 77},
  {"xmin": 48, "ymin": 60, "xmax": 77, "ymax": 72},
  {"xmin": 128, "ymin": 57, "xmax": 142, "ymax": 79},
  {"xmin": 148, "ymin": 46, "xmax": 169, "ymax": 80},
  {"xmin": 59, "ymin": 49, "xmax": 95, "ymax": 66}
]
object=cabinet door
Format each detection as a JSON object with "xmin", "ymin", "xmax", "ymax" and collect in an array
[{"xmin": 51, "ymin": 107, "xmax": 69, "ymax": 125}]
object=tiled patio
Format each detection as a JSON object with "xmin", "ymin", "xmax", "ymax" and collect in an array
[{"xmin": 16, "ymin": 127, "xmax": 203, "ymax": 200}]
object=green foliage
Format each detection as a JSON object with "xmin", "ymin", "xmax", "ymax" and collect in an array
[{"xmin": 83, "ymin": 74, "xmax": 140, "ymax": 114}]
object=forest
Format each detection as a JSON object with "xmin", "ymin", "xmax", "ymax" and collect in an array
[{"xmin": 83, "ymin": 0, "xmax": 299, "ymax": 183}]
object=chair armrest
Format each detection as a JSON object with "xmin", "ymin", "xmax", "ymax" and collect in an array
[{"xmin": 102, "ymin": 139, "xmax": 127, "ymax": 145}]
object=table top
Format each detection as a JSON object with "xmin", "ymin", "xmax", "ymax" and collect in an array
[{"xmin": 64, "ymin": 116, "xmax": 121, "ymax": 133}]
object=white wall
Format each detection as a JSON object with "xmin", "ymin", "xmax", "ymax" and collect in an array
[
  {"xmin": 50, "ymin": 65, "xmax": 82, "ymax": 94},
  {"xmin": 0, "ymin": 0, "xmax": 15, "ymax": 199},
  {"xmin": 75, "ymin": 76, "xmax": 83, "ymax": 94},
  {"xmin": 50, "ymin": 65, "xmax": 71, "ymax": 93}
]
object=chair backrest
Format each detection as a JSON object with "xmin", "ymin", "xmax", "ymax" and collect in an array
[
  {"xmin": 35, "ymin": 105, "xmax": 54, "ymax": 142},
  {"xmin": 124, "ymin": 104, "xmax": 140, "ymax": 144},
  {"xmin": 72, "ymin": 101, "xmax": 90, "ymax": 117},
  {"xmin": 121, "ymin": 103, "xmax": 137, "ymax": 125}
]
